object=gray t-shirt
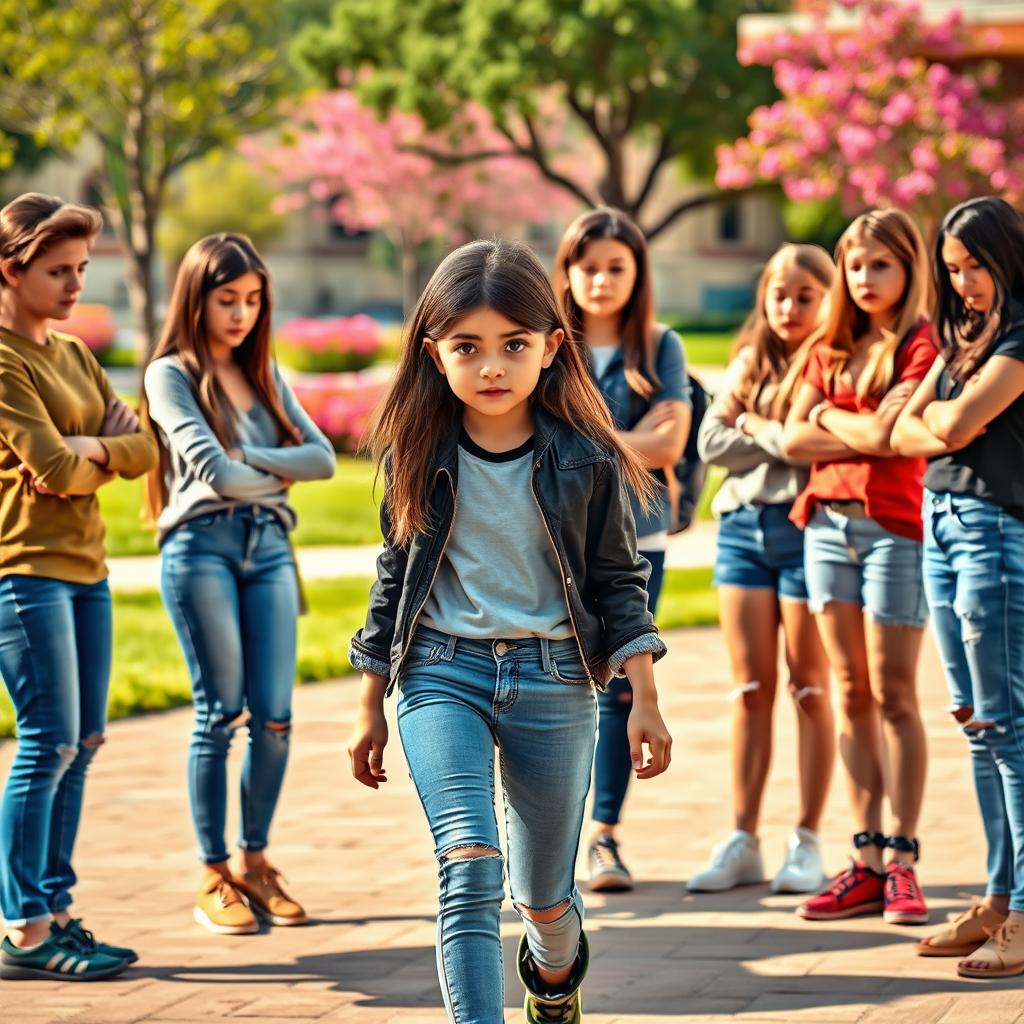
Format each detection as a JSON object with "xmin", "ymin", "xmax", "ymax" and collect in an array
[
  {"xmin": 420, "ymin": 431, "xmax": 573, "ymax": 640},
  {"xmin": 144, "ymin": 355, "xmax": 335, "ymax": 543}
]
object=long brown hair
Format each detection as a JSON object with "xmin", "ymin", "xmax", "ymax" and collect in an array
[
  {"xmin": 732, "ymin": 243, "xmax": 835, "ymax": 420},
  {"xmin": 552, "ymin": 207, "xmax": 659, "ymax": 397},
  {"xmin": 141, "ymin": 233, "xmax": 298, "ymax": 520},
  {"xmin": 0, "ymin": 192, "xmax": 102, "ymax": 288},
  {"xmin": 368, "ymin": 238, "xmax": 657, "ymax": 546},
  {"xmin": 820, "ymin": 209, "xmax": 930, "ymax": 399}
]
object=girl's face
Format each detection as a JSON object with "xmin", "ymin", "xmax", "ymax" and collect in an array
[
  {"xmin": 2, "ymin": 237, "xmax": 90, "ymax": 322},
  {"xmin": 843, "ymin": 237, "xmax": 907, "ymax": 322},
  {"xmin": 204, "ymin": 271, "xmax": 263, "ymax": 355},
  {"xmin": 424, "ymin": 306, "xmax": 561, "ymax": 423},
  {"xmin": 941, "ymin": 233, "xmax": 996, "ymax": 316},
  {"xmin": 566, "ymin": 238, "xmax": 637, "ymax": 323},
  {"xmin": 763, "ymin": 263, "xmax": 828, "ymax": 349}
]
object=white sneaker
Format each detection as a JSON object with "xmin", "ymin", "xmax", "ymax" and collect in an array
[
  {"xmin": 687, "ymin": 830, "xmax": 764, "ymax": 892},
  {"xmin": 771, "ymin": 826, "xmax": 825, "ymax": 894}
]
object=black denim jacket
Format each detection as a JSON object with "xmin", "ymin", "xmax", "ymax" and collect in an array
[{"xmin": 348, "ymin": 407, "xmax": 667, "ymax": 693}]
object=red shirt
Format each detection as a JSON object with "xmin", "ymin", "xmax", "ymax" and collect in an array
[{"xmin": 789, "ymin": 322, "xmax": 937, "ymax": 542}]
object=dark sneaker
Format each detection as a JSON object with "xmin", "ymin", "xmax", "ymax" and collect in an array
[
  {"xmin": 884, "ymin": 861, "xmax": 929, "ymax": 925},
  {"xmin": 53, "ymin": 918, "xmax": 138, "ymax": 964},
  {"xmin": 0, "ymin": 933, "xmax": 128, "ymax": 980},
  {"xmin": 518, "ymin": 931, "xmax": 588, "ymax": 1024},
  {"xmin": 587, "ymin": 836, "xmax": 633, "ymax": 893},
  {"xmin": 797, "ymin": 860, "xmax": 885, "ymax": 920}
]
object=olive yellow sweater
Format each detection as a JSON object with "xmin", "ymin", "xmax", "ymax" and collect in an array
[{"xmin": 0, "ymin": 327, "xmax": 158, "ymax": 584}]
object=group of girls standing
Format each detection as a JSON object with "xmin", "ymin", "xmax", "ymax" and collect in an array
[
  {"xmin": 0, "ymin": 192, "xmax": 334, "ymax": 981},
  {"xmin": 694, "ymin": 196, "xmax": 1024, "ymax": 983}
]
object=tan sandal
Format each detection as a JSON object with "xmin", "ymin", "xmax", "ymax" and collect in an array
[
  {"xmin": 916, "ymin": 899, "xmax": 1007, "ymax": 957},
  {"xmin": 958, "ymin": 920, "xmax": 1024, "ymax": 978}
]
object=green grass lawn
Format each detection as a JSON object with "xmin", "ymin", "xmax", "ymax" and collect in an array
[
  {"xmin": 0, "ymin": 568, "xmax": 717, "ymax": 738},
  {"xmin": 100, "ymin": 456, "xmax": 384, "ymax": 556},
  {"xmin": 680, "ymin": 332, "xmax": 734, "ymax": 367}
]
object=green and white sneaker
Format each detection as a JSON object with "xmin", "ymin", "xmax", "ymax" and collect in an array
[
  {"xmin": 53, "ymin": 918, "xmax": 138, "ymax": 964},
  {"xmin": 518, "ymin": 931, "xmax": 588, "ymax": 1023},
  {"xmin": 0, "ymin": 933, "xmax": 129, "ymax": 980}
]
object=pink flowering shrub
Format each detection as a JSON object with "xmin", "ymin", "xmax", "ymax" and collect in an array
[
  {"xmin": 55, "ymin": 303, "xmax": 116, "ymax": 358},
  {"xmin": 289, "ymin": 371, "xmax": 388, "ymax": 452},
  {"xmin": 275, "ymin": 314, "xmax": 386, "ymax": 373},
  {"xmin": 716, "ymin": 0, "xmax": 1024, "ymax": 230}
]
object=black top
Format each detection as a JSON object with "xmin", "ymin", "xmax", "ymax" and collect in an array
[{"xmin": 924, "ymin": 324, "xmax": 1024, "ymax": 519}]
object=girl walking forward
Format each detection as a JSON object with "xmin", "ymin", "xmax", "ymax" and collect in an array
[
  {"xmin": 784, "ymin": 209, "xmax": 937, "ymax": 925},
  {"xmin": 0, "ymin": 193, "xmax": 157, "ymax": 979},
  {"xmin": 691, "ymin": 244, "xmax": 834, "ymax": 895},
  {"xmin": 347, "ymin": 239, "xmax": 672, "ymax": 1024},
  {"xmin": 553, "ymin": 207, "xmax": 691, "ymax": 892},
  {"xmin": 142, "ymin": 234, "xmax": 334, "ymax": 935},
  {"xmin": 893, "ymin": 197, "xmax": 1024, "ymax": 977}
]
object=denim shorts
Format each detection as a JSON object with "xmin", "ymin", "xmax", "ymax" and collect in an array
[
  {"xmin": 804, "ymin": 505, "xmax": 927, "ymax": 628},
  {"xmin": 713, "ymin": 502, "xmax": 808, "ymax": 601}
]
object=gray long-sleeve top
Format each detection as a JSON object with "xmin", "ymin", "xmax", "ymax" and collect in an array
[
  {"xmin": 697, "ymin": 351, "xmax": 810, "ymax": 517},
  {"xmin": 144, "ymin": 355, "xmax": 335, "ymax": 543}
]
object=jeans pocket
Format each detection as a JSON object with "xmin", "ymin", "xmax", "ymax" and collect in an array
[
  {"xmin": 950, "ymin": 498, "xmax": 1000, "ymax": 533},
  {"xmin": 404, "ymin": 637, "xmax": 452, "ymax": 670},
  {"xmin": 547, "ymin": 653, "xmax": 590, "ymax": 686}
]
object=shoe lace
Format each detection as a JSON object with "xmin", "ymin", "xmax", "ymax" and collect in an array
[
  {"xmin": 64, "ymin": 919, "xmax": 98, "ymax": 952},
  {"xmin": 824, "ymin": 862, "xmax": 866, "ymax": 901},
  {"xmin": 214, "ymin": 879, "xmax": 245, "ymax": 909},
  {"xmin": 593, "ymin": 839, "xmax": 624, "ymax": 872},
  {"xmin": 533, "ymin": 996, "xmax": 576, "ymax": 1023},
  {"xmin": 885, "ymin": 863, "xmax": 920, "ymax": 903},
  {"xmin": 712, "ymin": 834, "xmax": 751, "ymax": 868}
]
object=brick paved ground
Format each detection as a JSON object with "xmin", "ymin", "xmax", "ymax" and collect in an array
[{"xmin": 0, "ymin": 626, "xmax": 1020, "ymax": 1023}]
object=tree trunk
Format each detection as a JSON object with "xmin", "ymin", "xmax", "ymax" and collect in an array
[
  {"xmin": 126, "ymin": 242, "xmax": 156, "ymax": 361},
  {"xmin": 400, "ymin": 238, "xmax": 419, "ymax": 316}
]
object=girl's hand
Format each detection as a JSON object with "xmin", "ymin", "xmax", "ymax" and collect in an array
[
  {"xmin": 18, "ymin": 463, "xmax": 66, "ymax": 497},
  {"xmin": 876, "ymin": 379, "xmax": 917, "ymax": 417},
  {"xmin": 62, "ymin": 435, "xmax": 109, "ymax": 466},
  {"xmin": 348, "ymin": 700, "xmax": 389, "ymax": 790},
  {"xmin": 101, "ymin": 397, "xmax": 140, "ymax": 436},
  {"xmin": 627, "ymin": 701, "xmax": 672, "ymax": 780},
  {"xmin": 738, "ymin": 411, "xmax": 770, "ymax": 436},
  {"xmin": 634, "ymin": 402, "xmax": 677, "ymax": 432},
  {"xmin": 716, "ymin": 390, "xmax": 744, "ymax": 428}
]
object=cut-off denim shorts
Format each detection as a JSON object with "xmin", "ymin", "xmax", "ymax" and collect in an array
[
  {"xmin": 713, "ymin": 502, "xmax": 808, "ymax": 602},
  {"xmin": 803, "ymin": 505, "xmax": 927, "ymax": 628}
]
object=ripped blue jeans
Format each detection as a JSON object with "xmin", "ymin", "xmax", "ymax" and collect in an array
[
  {"xmin": 923, "ymin": 489, "xmax": 1024, "ymax": 910},
  {"xmin": 160, "ymin": 507, "xmax": 299, "ymax": 864},
  {"xmin": 398, "ymin": 625, "xmax": 597, "ymax": 1024},
  {"xmin": 0, "ymin": 575, "xmax": 111, "ymax": 926}
]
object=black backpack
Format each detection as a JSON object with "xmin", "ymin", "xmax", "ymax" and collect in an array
[{"xmin": 664, "ymin": 372, "xmax": 710, "ymax": 534}]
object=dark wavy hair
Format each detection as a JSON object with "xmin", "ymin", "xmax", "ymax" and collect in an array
[{"xmin": 933, "ymin": 196, "xmax": 1024, "ymax": 380}]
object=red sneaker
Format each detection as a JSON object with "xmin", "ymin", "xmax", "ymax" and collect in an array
[
  {"xmin": 797, "ymin": 860, "xmax": 884, "ymax": 920},
  {"xmin": 884, "ymin": 861, "xmax": 929, "ymax": 925}
]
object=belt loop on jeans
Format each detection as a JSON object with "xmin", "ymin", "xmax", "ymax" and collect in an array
[{"xmin": 539, "ymin": 637, "xmax": 553, "ymax": 673}]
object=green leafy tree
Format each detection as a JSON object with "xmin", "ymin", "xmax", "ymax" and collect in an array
[
  {"xmin": 0, "ymin": 1, "xmax": 289, "ymax": 353},
  {"xmin": 158, "ymin": 151, "xmax": 287, "ymax": 274},
  {"xmin": 293, "ymin": 0, "xmax": 779, "ymax": 240}
]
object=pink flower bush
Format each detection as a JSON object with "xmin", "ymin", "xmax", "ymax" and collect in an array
[
  {"xmin": 54, "ymin": 303, "xmax": 116, "ymax": 356},
  {"xmin": 275, "ymin": 315, "xmax": 386, "ymax": 373},
  {"xmin": 288, "ymin": 371, "xmax": 388, "ymax": 452},
  {"xmin": 717, "ymin": 0, "xmax": 1024, "ymax": 230}
]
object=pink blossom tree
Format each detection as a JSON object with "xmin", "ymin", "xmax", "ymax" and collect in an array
[
  {"xmin": 715, "ymin": 0, "xmax": 1024, "ymax": 238},
  {"xmin": 253, "ymin": 90, "xmax": 591, "ymax": 312}
]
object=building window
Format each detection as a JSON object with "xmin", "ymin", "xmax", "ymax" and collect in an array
[
  {"xmin": 326, "ymin": 194, "xmax": 371, "ymax": 244},
  {"xmin": 718, "ymin": 202, "xmax": 743, "ymax": 244}
]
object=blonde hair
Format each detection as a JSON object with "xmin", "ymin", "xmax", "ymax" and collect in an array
[
  {"xmin": 732, "ymin": 243, "xmax": 834, "ymax": 420},
  {"xmin": 0, "ymin": 193, "xmax": 103, "ymax": 286},
  {"xmin": 820, "ymin": 209, "xmax": 930, "ymax": 399}
]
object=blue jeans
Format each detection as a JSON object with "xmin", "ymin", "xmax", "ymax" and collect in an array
[
  {"xmin": 160, "ymin": 508, "xmax": 299, "ymax": 864},
  {"xmin": 592, "ymin": 550, "xmax": 664, "ymax": 826},
  {"xmin": 804, "ymin": 506, "xmax": 928, "ymax": 628},
  {"xmin": 923, "ymin": 489, "xmax": 1024, "ymax": 909},
  {"xmin": 0, "ymin": 575, "xmax": 111, "ymax": 926},
  {"xmin": 398, "ymin": 625, "xmax": 597, "ymax": 1024}
]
